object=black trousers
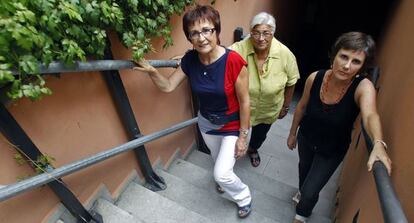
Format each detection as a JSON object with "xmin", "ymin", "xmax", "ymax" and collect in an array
[
  {"xmin": 296, "ymin": 130, "xmax": 346, "ymax": 217},
  {"xmin": 248, "ymin": 123, "xmax": 272, "ymax": 151}
]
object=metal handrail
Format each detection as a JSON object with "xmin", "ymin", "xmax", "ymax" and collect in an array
[
  {"xmin": 358, "ymin": 66, "xmax": 407, "ymax": 222},
  {"xmin": 361, "ymin": 127, "xmax": 408, "ymax": 223},
  {"xmin": 0, "ymin": 117, "xmax": 197, "ymax": 201},
  {"xmin": 10, "ymin": 60, "xmax": 180, "ymax": 75}
]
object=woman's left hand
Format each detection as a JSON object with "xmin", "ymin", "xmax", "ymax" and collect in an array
[
  {"xmin": 235, "ymin": 137, "xmax": 248, "ymax": 159},
  {"xmin": 367, "ymin": 143, "xmax": 392, "ymax": 175}
]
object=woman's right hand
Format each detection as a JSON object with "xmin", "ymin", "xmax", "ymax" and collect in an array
[
  {"xmin": 133, "ymin": 59, "xmax": 157, "ymax": 75},
  {"xmin": 287, "ymin": 134, "xmax": 297, "ymax": 150}
]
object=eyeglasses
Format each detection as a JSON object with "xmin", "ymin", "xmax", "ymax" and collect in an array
[
  {"xmin": 188, "ymin": 28, "xmax": 215, "ymax": 41},
  {"xmin": 250, "ymin": 31, "xmax": 273, "ymax": 39}
]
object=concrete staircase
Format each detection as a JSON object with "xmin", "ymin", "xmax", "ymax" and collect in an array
[{"xmin": 89, "ymin": 113, "xmax": 339, "ymax": 223}]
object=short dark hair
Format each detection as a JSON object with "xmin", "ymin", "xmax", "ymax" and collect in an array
[
  {"xmin": 182, "ymin": 5, "xmax": 221, "ymax": 43},
  {"xmin": 329, "ymin": 32, "xmax": 376, "ymax": 74}
]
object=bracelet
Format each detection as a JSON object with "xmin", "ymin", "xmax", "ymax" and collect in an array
[
  {"xmin": 282, "ymin": 105, "xmax": 289, "ymax": 112},
  {"xmin": 374, "ymin": 139, "xmax": 387, "ymax": 150},
  {"xmin": 239, "ymin": 128, "xmax": 249, "ymax": 137}
]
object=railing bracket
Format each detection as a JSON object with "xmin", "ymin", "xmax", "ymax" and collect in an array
[{"xmin": 143, "ymin": 173, "xmax": 166, "ymax": 191}]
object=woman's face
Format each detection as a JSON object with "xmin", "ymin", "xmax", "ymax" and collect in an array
[
  {"xmin": 250, "ymin": 24, "xmax": 273, "ymax": 52},
  {"xmin": 332, "ymin": 48, "xmax": 366, "ymax": 81},
  {"xmin": 188, "ymin": 19, "xmax": 218, "ymax": 55}
]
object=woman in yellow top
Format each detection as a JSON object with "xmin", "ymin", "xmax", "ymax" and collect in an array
[{"xmin": 230, "ymin": 12, "xmax": 300, "ymax": 167}]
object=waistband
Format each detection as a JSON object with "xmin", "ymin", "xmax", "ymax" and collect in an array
[{"xmin": 200, "ymin": 111, "xmax": 239, "ymax": 125}]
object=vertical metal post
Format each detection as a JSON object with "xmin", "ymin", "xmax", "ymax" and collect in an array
[
  {"xmin": 0, "ymin": 104, "xmax": 102, "ymax": 223},
  {"xmin": 102, "ymin": 39, "xmax": 166, "ymax": 191},
  {"xmin": 234, "ymin": 27, "xmax": 244, "ymax": 42}
]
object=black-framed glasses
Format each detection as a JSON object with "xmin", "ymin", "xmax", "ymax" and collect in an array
[
  {"xmin": 188, "ymin": 28, "xmax": 215, "ymax": 41},
  {"xmin": 250, "ymin": 31, "xmax": 273, "ymax": 39}
]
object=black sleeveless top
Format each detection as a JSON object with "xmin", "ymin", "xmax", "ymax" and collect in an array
[{"xmin": 299, "ymin": 70, "xmax": 364, "ymax": 156}]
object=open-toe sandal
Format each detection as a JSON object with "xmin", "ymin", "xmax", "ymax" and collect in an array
[
  {"xmin": 238, "ymin": 202, "xmax": 252, "ymax": 218},
  {"xmin": 248, "ymin": 151, "xmax": 261, "ymax": 167},
  {"xmin": 292, "ymin": 191, "xmax": 301, "ymax": 205}
]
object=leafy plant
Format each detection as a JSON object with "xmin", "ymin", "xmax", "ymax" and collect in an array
[
  {"xmin": 14, "ymin": 152, "xmax": 56, "ymax": 173},
  {"xmin": 0, "ymin": 0, "xmax": 195, "ymax": 100},
  {"xmin": 14, "ymin": 152, "xmax": 56, "ymax": 180}
]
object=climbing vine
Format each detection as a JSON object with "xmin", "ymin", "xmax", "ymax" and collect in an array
[
  {"xmin": 0, "ymin": 0, "xmax": 195, "ymax": 100},
  {"xmin": 14, "ymin": 152, "xmax": 56, "ymax": 180}
]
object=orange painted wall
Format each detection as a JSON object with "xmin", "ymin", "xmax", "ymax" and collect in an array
[
  {"xmin": 0, "ymin": 1, "xmax": 279, "ymax": 223},
  {"xmin": 336, "ymin": 0, "xmax": 414, "ymax": 222}
]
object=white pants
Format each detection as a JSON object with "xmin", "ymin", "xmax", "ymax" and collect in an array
[{"xmin": 201, "ymin": 132, "xmax": 252, "ymax": 207}]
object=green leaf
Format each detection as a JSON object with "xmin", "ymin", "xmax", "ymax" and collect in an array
[
  {"xmin": 19, "ymin": 55, "xmax": 40, "ymax": 74},
  {"xmin": 0, "ymin": 69, "xmax": 15, "ymax": 85},
  {"xmin": 59, "ymin": 2, "xmax": 83, "ymax": 22}
]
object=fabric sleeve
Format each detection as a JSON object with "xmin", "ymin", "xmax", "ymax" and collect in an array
[
  {"xmin": 285, "ymin": 50, "xmax": 300, "ymax": 86},
  {"xmin": 227, "ymin": 50, "xmax": 247, "ymax": 83},
  {"xmin": 180, "ymin": 50, "xmax": 193, "ymax": 76}
]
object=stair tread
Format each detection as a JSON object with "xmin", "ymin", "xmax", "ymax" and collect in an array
[
  {"xmin": 187, "ymin": 150, "xmax": 335, "ymax": 209},
  {"xmin": 116, "ymin": 182, "xmax": 213, "ymax": 223},
  {"xmin": 167, "ymin": 158, "xmax": 333, "ymax": 222},
  {"xmin": 93, "ymin": 198, "xmax": 143, "ymax": 223},
  {"xmin": 155, "ymin": 169, "xmax": 281, "ymax": 223}
]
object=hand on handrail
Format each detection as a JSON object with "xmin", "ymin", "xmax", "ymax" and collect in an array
[
  {"xmin": 133, "ymin": 59, "xmax": 158, "ymax": 75},
  {"xmin": 367, "ymin": 142, "xmax": 392, "ymax": 175}
]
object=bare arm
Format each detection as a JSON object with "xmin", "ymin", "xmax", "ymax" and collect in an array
[
  {"xmin": 287, "ymin": 72, "xmax": 316, "ymax": 150},
  {"xmin": 278, "ymin": 84, "xmax": 296, "ymax": 119},
  {"xmin": 356, "ymin": 79, "xmax": 392, "ymax": 175},
  {"xmin": 133, "ymin": 59, "xmax": 186, "ymax": 93},
  {"xmin": 234, "ymin": 66, "xmax": 250, "ymax": 159}
]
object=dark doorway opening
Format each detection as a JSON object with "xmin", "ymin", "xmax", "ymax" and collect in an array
[{"xmin": 274, "ymin": 0, "xmax": 400, "ymax": 92}]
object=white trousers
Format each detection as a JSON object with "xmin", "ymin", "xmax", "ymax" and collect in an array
[{"xmin": 201, "ymin": 132, "xmax": 252, "ymax": 207}]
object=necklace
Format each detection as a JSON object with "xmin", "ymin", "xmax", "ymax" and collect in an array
[{"xmin": 320, "ymin": 71, "xmax": 353, "ymax": 105}]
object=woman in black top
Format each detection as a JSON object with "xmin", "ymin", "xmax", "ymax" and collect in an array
[{"xmin": 287, "ymin": 32, "xmax": 392, "ymax": 223}]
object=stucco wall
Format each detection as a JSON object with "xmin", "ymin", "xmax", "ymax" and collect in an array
[
  {"xmin": 336, "ymin": 0, "xmax": 414, "ymax": 222},
  {"xmin": 0, "ymin": 1, "xmax": 278, "ymax": 223}
]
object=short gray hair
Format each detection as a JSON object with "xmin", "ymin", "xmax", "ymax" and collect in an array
[{"xmin": 250, "ymin": 12, "xmax": 276, "ymax": 34}]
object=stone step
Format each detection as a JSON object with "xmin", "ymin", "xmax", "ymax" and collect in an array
[
  {"xmin": 116, "ymin": 182, "xmax": 213, "ymax": 223},
  {"xmin": 176, "ymin": 154, "xmax": 298, "ymax": 202},
  {"xmin": 156, "ymin": 169, "xmax": 278, "ymax": 223},
  {"xmin": 186, "ymin": 150, "xmax": 340, "ymax": 200},
  {"xmin": 188, "ymin": 149, "xmax": 337, "ymax": 202},
  {"xmin": 92, "ymin": 198, "xmax": 142, "ymax": 223},
  {"xmin": 167, "ymin": 158, "xmax": 332, "ymax": 223}
]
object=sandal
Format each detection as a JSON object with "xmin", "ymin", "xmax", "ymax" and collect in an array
[
  {"xmin": 248, "ymin": 151, "xmax": 261, "ymax": 167},
  {"xmin": 216, "ymin": 183, "xmax": 225, "ymax": 194},
  {"xmin": 292, "ymin": 191, "xmax": 301, "ymax": 205},
  {"xmin": 238, "ymin": 202, "xmax": 252, "ymax": 218}
]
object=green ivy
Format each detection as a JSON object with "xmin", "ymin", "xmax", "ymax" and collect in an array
[{"xmin": 0, "ymin": 0, "xmax": 195, "ymax": 100}]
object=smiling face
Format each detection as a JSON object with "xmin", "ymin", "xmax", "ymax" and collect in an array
[
  {"xmin": 188, "ymin": 19, "xmax": 218, "ymax": 55},
  {"xmin": 250, "ymin": 24, "xmax": 273, "ymax": 52},
  {"xmin": 331, "ymin": 48, "xmax": 366, "ymax": 81}
]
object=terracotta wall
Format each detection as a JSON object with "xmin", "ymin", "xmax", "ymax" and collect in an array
[
  {"xmin": 336, "ymin": 0, "xmax": 414, "ymax": 222},
  {"xmin": 0, "ymin": 1, "xmax": 279, "ymax": 223}
]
